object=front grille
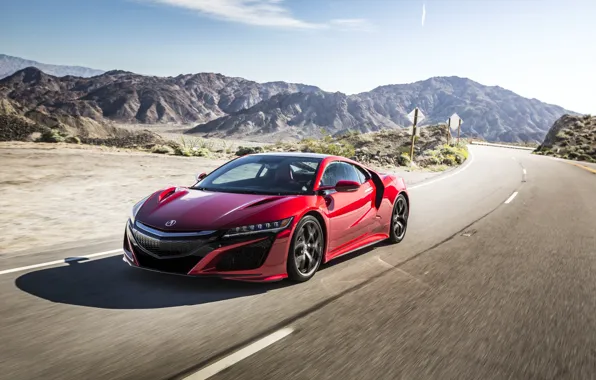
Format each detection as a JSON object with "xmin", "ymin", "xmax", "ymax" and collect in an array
[
  {"xmin": 134, "ymin": 249, "xmax": 202, "ymax": 274},
  {"xmin": 216, "ymin": 237, "xmax": 275, "ymax": 271},
  {"xmin": 128, "ymin": 221, "xmax": 217, "ymax": 259},
  {"xmin": 131, "ymin": 229, "xmax": 201, "ymax": 258}
]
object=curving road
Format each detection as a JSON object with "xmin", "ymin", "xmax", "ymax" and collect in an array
[{"xmin": 1, "ymin": 145, "xmax": 595, "ymax": 380}]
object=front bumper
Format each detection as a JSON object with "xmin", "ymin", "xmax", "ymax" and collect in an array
[{"xmin": 123, "ymin": 220, "xmax": 290, "ymax": 282}]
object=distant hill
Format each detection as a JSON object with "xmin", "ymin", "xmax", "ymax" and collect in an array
[
  {"xmin": 187, "ymin": 77, "xmax": 575, "ymax": 143},
  {"xmin": 534, "ymin": 114, "xmax": 596, "ymax": 162},
  {"xmin": 0, "ymin": 66, "xmax": 575, "ymax": 143},
  {"xmin": 0, "ymin": 67, "xmax": 320, "ymax": 126},
  {"xmin": 0, "ymin": 54, "xmax": 104, "ymax": 79}
]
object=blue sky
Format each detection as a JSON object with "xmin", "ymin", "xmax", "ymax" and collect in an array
[{"xmin": 1, "ymin": 0, "xmax": 595, "ymax": 113}]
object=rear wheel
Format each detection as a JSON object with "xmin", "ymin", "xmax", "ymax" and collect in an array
[
  {"xmin": 388, "ymin": 194, "xmax": 408, "ymax": 244},
  {"xmin": 287, "ymin": 216, "xmax": 324, "ymax": 282}
]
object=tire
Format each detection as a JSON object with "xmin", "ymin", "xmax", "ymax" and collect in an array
[
  {"xmin": 287, "ymin": 215, "xmax": 324, "ymax": 282},
  {"xmin": 388, "ymin": 194, "xmax": 408, "ymax": 244}
]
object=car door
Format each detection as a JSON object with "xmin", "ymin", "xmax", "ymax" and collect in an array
[
  {"xmin": 320, "ymin": 161, "xmax": 375, "ymax": 254},
  {"xmin": 350, "ymin": 162, "xmax": 378, "ymax": 236}
]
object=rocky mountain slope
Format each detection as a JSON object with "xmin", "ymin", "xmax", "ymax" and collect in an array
[
  {"xmin": 0, "ymin": 54, "xmax": 104, "ymax": 79},
  {"xmin": 0, "ymin": 66, "xmax": 574, "ymax": 143},
  {"xmin": 0, "ymin": 67, "xmax": 320, "ymax": 125},
  {"xmin": 188, "ymin": 77, "xmax": 573, "ymax": 143},
  {"xmin": 534, "ymin": 114, "xmax": 596, "ymax": 162}
]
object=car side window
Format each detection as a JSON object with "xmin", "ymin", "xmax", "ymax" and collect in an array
[
  {"xmin": 320, "ymin": 162, "xmax": 360, "ymax": 187},
  {"xmin": 352, "ymin": 164, "xmax": 371, "ymax": 184}
]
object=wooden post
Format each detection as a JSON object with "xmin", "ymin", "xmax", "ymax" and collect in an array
[
  {"xmin": 409, "ymin": 108, "xmax": 418, "ymax": 164},
  {"xmin": 447, "ymin": 117, "xmax": 451, "ymax": 145}
]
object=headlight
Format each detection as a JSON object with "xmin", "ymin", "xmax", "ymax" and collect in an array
[
  {"xmin": 130, "ymin": 195, "xmax": 150, "ymax": 224},
  {"xmin": 224, "ymin": 217, "xmax": 294, "ymax": 237}
]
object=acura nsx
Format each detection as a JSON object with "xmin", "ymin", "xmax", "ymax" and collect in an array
[{"xmin": 122, "ymin": 152, "xmax": 409, "ymax": 282}]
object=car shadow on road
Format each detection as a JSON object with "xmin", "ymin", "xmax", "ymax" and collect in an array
[{"xmin": 15, "ymin": 255, "xmax": 290, "ymax": 310}]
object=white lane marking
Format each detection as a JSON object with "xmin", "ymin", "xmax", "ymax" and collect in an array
[
  {"xmin": 504, "ymin": 192, "xmax": 518, "ymax": 204},
  {"xmin": 0, "ymin": 249, "xmax": 122, "ymax": 275},
  {"xmin": 183, "ymin": 328, "xmax": 294, "ymax": 380},
  {"xmin": 409, "ymin": 149, "xmax": 475, "ymax": 190}
]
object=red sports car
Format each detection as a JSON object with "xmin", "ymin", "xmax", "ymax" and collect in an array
[{"xmin": 122, "ymin": 152, "xmax": 409, "ymax": 282}]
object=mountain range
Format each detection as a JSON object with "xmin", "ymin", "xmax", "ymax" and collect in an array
[
  {"xmin": 0, "ymin": 54, "xmax": 104, "ymax": 79},
  {"xmin": 0, "ymin": 55, "xmax": 576, "ymax": 143}
]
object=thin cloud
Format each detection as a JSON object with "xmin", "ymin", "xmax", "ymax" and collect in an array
[
  {"xmin": 421, "ymin": 3, "xmax": 426, "ymax": 27},
  {"xmin": 142, "ymin": 0, "xmax": 368, "ymax": 30},
  {"xmin": 330, "ymin": 18, "xmax": 374, "ymax": 32}
]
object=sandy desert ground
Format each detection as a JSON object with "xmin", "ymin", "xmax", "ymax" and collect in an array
[{"xmin": 0, "ymin": 141, "xmax": 440, "ymax": 255}]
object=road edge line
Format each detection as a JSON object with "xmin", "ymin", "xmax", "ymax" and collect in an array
[
  {"xmin": 0, "ymin": 249, "xmax": 122, "ymax": 275},
  {"xmin": 570, "ymin": 162, "xmax": 596, "ymax": 174}
]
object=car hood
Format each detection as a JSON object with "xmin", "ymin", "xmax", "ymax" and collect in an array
[{"xmin": 135, "ymin": 188, "xmax": 297, "ymax": 231}]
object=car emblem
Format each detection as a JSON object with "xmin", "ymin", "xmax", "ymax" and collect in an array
[{"xmin": 165, "ymin": 220, "xmax": 176, "ymax": 227}]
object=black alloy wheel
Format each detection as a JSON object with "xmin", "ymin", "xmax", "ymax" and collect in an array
[
  {"xmin": 389, "ymin": 194, "xmax": 408, "ymax": 243},
  {"xmin": 287, "ymin": 216, "xmax": 324, "ymax": 282}
]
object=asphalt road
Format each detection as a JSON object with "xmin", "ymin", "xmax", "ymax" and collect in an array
[{"xmin": 1, "ymin": 145, "xmax": 595, "ymax": 380}]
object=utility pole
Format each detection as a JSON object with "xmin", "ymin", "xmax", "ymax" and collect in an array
[{"xmin": 409, "ymin": 108, "xmax": 418, "ymax": 163}]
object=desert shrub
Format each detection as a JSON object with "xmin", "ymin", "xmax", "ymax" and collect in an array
[
  {"xmin": 419, "ymin": 143, "xmax": 468, "ymax": 167},
  {"xmin": 577, "ymin": 154, "xmax": 594, "ymax": 162},
  {"xmin": 173, "ymin": 137, "xmax": 215, "ymax": 157},
  {"xmin": 568, "ymin": 151, "xmax": 580, "ymax": 159},
  {"xmin": 420, "ymin": 155, "xmax": 441, "ymax": 166},
  {"xmin": 298, "ymin": 130, "xmax": 356, "ymax": 157},
  {"xmin": 152, "ymin": 145, "xmax": 174, "ymax": 154},
  {"xmin": 236, "ymin": 146, "xmax": 265, "ymax": 156},
  {"xmin": 442, "ymin": 154, "xmax": 457, "ymax": 165},
  {"xmin": 39, "ymin": 129, "xmax": 66, "ymax": 143},
  {"xmin": 65, "ymin": 136, "xmax": 81, "ymax": 144},
  {"xmin": 193, "ymin": 148, "xmax": 210, "ymax": 157},
  {"xmin": 398, "ymin": 153, "xmax": 411, "ymax": 166},
  {"xmin": 301, "ymin": 139, "xmax": 355, "ymax": 157}
]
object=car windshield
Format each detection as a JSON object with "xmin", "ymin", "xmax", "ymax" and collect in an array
[{"xmin": 192, "ymin": 155, "xmax": 322, "ymax": 195}]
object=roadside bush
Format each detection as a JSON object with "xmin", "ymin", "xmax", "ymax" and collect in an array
[
  {"xmin": 152, "ymin": 145, "xmax": 175, "ymax": 154},
  {"xmin": 173, "ymin": 137, "xmax": 215, "ymax": 157},
  {"xmin": 568, "ymin": 151, "xmax": 580, "ymax": 159},
  {"xmin": 65, "ymin": 136, "xmax": 81, "ymax": 144},
  {"xmin": 193, "ymin": 147, "xmax": 210, "ymax": 157},
  {"xmin": 418, "ymin": 143, "xmax": 468, "ymax": 167},
  {"xmin": 301, "ymin": 139, "xmax": 355, "ymax": 157},
  {"xmin": 236, "ymin": 146, "xmax": 264, "ymax": 156},
  {"xmin": 397, "ymin": 153, "xmax": 411, "ymax": 166},
  {"xmin": 300, "ymin": 131, "xmax": 355, "ymax": 157},
  {"xmin": 39, "ymin": 129, "xmax": 66, "ymax": 143},
  {"xmin": 442, "ymin": 154, "xmax": 457, "ymax": 166}
]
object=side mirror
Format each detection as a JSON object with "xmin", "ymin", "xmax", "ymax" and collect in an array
[
  {"xmin": 334, "ymin": 180, "xmax": 360, "ymax": 192},
  {"xmin": 196, "ymin": 172, "xmax": 207, "ymax": 182}
]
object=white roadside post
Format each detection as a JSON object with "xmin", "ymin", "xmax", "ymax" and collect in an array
[{"xmin": 407, "ymin": 107, "xmax": 425, "ymax": 164}]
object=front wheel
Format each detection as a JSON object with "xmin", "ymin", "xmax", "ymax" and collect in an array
[
  {"xmin": 388, "ymin": 194, "xmax": 408, "ymax": 244},
  {"xmin": 287, "ymin": 216, "xmax": 324, "ymax": 282}
]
